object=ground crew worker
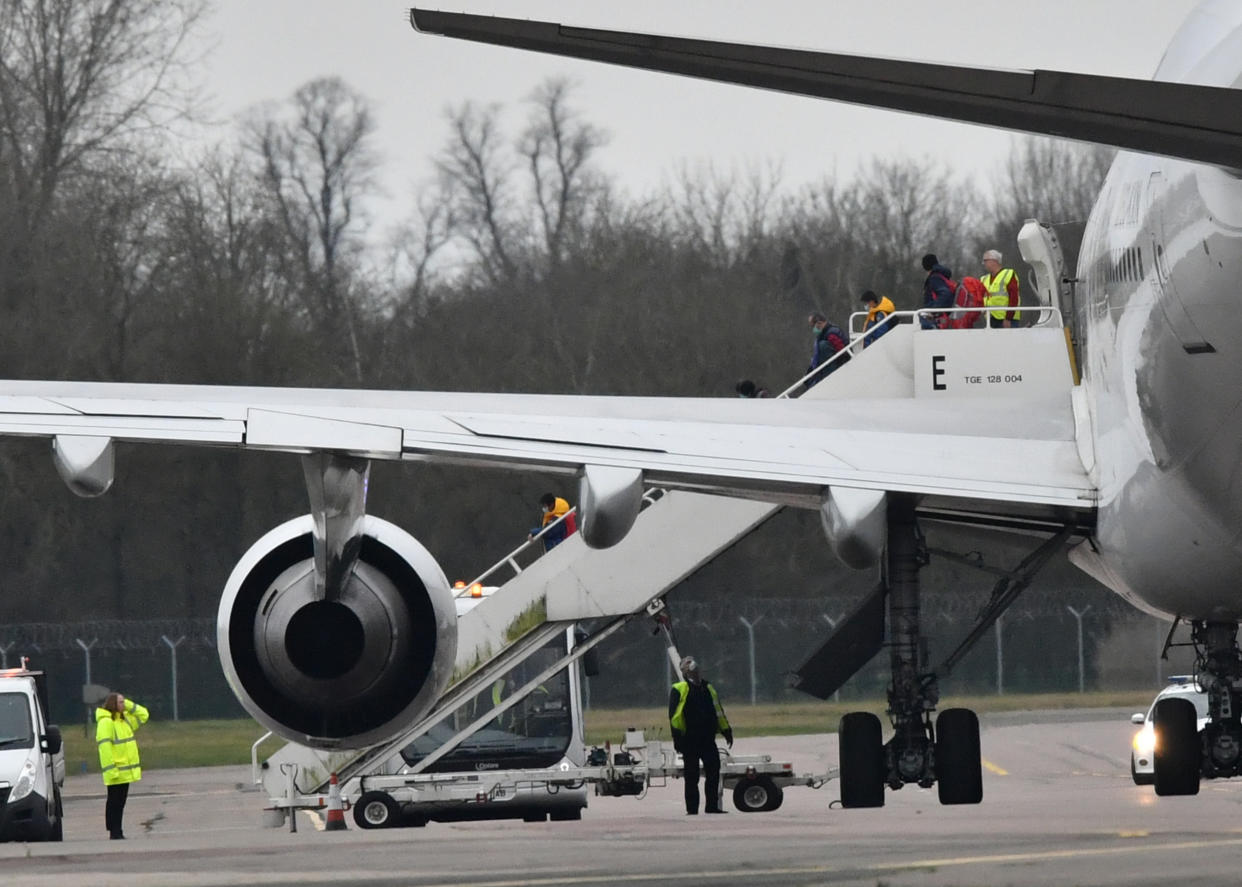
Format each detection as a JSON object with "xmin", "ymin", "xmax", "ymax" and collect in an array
[
  {"xmin": 96, "ymin": 691, "xmax": 149, "ymax": 840},
  {"xmin": 669, "ymin": 655, "xmax": 733, "ymax": 815},
  {"xmin": 981, "ymin": 249, "xmax": 1021, "ymax": 328}
]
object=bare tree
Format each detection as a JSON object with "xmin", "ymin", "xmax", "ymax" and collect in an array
[
  {"xmin": 667, "ymin": 160, "xmax": 783, "ymax": 268},
  {"xmin": 519, "ymin": 78, "xmax": 606, "ymax": 270},
  {"xmin": 0, "ymin": 0, "xmax": 205, "ymax": 235},
  {"xmin": 250, "ymin": 77, "xmax": 379, "ymax": 383},
  {"xmin": 388, "ymin": 174, "xmax": 456, "ymax": 314},
  {"xmin": 435, "ymin": 100, "xmax": 518, "ymax": 283},
  {"xmin": 984, "ymin": 136, "xmax": 1114, "ymax": 276}
]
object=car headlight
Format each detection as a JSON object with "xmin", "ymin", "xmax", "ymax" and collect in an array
[
  {"xmin": 9, "ymin": 759, "xmax": 36, "ymax": 802},
  {"xmin": 1133, "ymin": 726, "xmax": 1156, "ymax": 757}
]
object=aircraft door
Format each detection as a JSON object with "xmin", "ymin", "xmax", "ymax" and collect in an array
[{"xmin": 1147, "ymin": 171, "xmax": 1214, "ymax": 353}]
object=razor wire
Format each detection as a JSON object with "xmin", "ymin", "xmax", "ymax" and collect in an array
[
  {"xmin": 0, "ymin": 590, "xmax": 1136, "ymax": 653},
  {"xmin": 0, "ymin": 618, "xmax": 215, "ymax": 652}
]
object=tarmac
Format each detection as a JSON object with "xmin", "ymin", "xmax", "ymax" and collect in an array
[{"xmin": 5, "ymin": 708, "xmax": 1242, "ymax": 886}]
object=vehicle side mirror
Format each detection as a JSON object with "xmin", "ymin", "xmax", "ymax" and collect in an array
[
  {"xmin": 43, "ymin": 724, "xmax": 62, "ymax": 755},
  {"xmin": 1130, "ymin": 713, "xmax": 1145, "ymax": 725}
]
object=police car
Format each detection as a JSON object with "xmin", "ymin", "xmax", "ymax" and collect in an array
[{"xmin": 1130, "ymin": 676, "xmax": 1209, "ymax": 785}]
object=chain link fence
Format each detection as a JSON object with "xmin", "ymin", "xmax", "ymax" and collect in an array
[{"xmin": 2, "ymin": 583, "xmax": 1195, "ymax": 732}]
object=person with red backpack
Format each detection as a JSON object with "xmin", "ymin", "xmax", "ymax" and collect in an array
[
  {"xmin": 919, "ymin": 253, "xmax": 956, "ymax": 329},
  {"xmin": 804, "ymin": 312, "xmax": 850, "ymax": 389},
  {"xmin": 949, "ymin": 276, "xmax": 989, "ymax": 329}
]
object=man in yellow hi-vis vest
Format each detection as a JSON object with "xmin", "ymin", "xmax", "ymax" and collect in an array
[
  {"xmin": 668, "ymin": 656, "xmax": 733, "ymax": 815},
  {"xmin": 981, "ymin": 249, "xmax": 1021, "ymax": 328}
]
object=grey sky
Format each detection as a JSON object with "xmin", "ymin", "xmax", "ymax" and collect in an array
[{"xmin": 200, "ymin": 0, "xmax": 1200, "ymax": 230}]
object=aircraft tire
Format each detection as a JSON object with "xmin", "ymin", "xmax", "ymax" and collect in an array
[
  {"xmin": 839, "ymin": 711, "xmax": 885, "ymax": 808},
  {"xmin": 935, "ymin": 708, "xmax": 983, "ymax": 805},
  {"xmin": 1153, "ymin": 697, "xmax": 1200, "ymax": 796}
]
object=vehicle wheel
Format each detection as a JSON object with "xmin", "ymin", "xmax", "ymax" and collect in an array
[
  {"xmin": 353, "ymin": 791, "xmax": 400, "ymax": 829},
  {"xmin": 936, "ymin": 708, "xmax": 983, "ymax": 805},
  {"xmin": 1154, "ymin": 697, "xmax": 1200, "ymax": 796},
  {"xmin": 1130, "ymin": 753, "xmax": 1154, "ymax": 786},
  {"xmin": 839, "ymin": 711, "xmax": 885, "ymax": 808},
  {"xmin": 49, "ymin": 789, "xmax": 63, "ymax": 841},
  {"xmin": 732, "ymin": 776, "xmax": 782, "ymax": 812},
  {"xmin": 549, "ymin": 807, "xmax": 582, "ymax": 821}
]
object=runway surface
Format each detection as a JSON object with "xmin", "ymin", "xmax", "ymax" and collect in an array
[{"xmin": 6, "ymin": 708, "xmax": 1242, "ymax": 886}]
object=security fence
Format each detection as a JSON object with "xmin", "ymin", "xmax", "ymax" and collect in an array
[{"xmin": 2, "ymin": 584, "xmax": 1193, "ymax": 733}]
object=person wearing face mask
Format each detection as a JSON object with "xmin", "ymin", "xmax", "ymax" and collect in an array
[
  {"xmin": 528, "ymin": 493, "xmax": 577, "ymax": 552},
  {"xmin": 804, "ymin": 312, "xmax": 850, "ymax": 390}
]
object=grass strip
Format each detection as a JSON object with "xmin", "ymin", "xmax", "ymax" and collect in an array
[{"xmin": 62, "ymin": 690, "xmax": 1156, "ymax": 772}]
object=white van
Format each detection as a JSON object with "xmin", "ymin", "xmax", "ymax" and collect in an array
[{"xmin": 0, "ymin": 663, "xmax": 65, "ymax": 841}]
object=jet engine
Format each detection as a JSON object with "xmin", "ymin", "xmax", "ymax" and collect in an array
[{"xmin": 217, "ymin": 515, "xmax": 457, "ymax": 750}]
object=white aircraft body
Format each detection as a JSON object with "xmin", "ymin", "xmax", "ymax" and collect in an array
[{"xmin": 0, "ymin": 1, "xmax": 1239, "ymax": 803}]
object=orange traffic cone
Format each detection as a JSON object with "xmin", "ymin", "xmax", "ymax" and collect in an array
[{"xmin": 325, "ymin": 773, "xmax": 347, "ymax": 831}]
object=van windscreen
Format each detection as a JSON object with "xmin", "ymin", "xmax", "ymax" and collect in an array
[{"xmin": 0, "ymin": 693, "xmax": 34, "ymax": 749}]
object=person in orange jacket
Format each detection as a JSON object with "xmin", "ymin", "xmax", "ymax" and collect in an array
[
  {"xmin": 860, "ymin": 290, "xmax": 897, "ymax": 346},
  {"xmin": 528, "ymin": 493, "xmax": 576, "ymax": 551}
]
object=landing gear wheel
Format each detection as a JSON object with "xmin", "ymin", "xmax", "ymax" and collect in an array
[
  {"xmin": 935, "ymin": 708, "xmax": 983, "ymax": 805},
  {"xmin": 549, "ymin": 808, "xmax": 582, "ymax": 821},
  {"xmin": 839, "ymin": 711, "xmax": 885, "ymax": 808},
  {"xmin": 49, "ymin": 788, "xmax": 63, "ymax": 841},
  {"xmin": 1130, "ymin": 753, "xmax": 1153, "ymax": 786},
  {"xmin": 1153, "ymin": 697, "xmax": 1200, "ymax": 796},
  {"xmin": 733, "ymin": 776, "xmax": 782, "ymax": 812},
  {"xmin": 354, "ymin": 790, "xmax": 400, "ymax": 828}
]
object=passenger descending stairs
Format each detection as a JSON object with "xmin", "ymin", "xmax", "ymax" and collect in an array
[{"xmin": 259, "ymin": 310, "xmax": 1080, "ymax": 797}]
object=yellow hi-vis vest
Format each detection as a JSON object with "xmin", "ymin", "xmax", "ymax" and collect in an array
[
  {"xmin": 670, "ymin": 681, "xmax": 730, "ymax": 734},
  {"xmin": 981, "ymin": 268, "xmax": 1020, "ymax": 321},
  {"xmin": 96, "ymin": 700, "xmax": 149, "ymax": 786}
]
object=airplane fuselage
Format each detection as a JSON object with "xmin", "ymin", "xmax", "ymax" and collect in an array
[{"xmin": 1076, "ymin": 13, "xmax": 1242, "ymax": 619}]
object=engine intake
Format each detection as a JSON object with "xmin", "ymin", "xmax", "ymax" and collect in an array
[{"xmin": 217, "ymin": 515, "xmax": 456, "ymax": 749}]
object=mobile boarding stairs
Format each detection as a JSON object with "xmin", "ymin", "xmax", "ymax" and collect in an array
[{"xmin": 255, "ymin": 219, "xmax": 1083, "ymax": 810}]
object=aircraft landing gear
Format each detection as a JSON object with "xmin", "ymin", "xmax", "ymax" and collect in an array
[
  {"xmin": 1155, "ymin": 620, "xmax": 1242, "ymax": 796},
  {"xmin": 838, "ymin": 496, "xmax": 982, "ymax": 808}
]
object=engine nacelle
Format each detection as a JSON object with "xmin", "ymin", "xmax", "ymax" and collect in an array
[{"xmin": 217, "ymin": 515, "xmax": 457, "ymax": 750}]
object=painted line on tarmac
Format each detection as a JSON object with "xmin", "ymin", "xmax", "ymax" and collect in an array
[
  {"xmin": 981, "ymin": 758, "xmax": 1008, "ymax": 775},
  {"xmin": 395, "ymin": 836, "xmax": 1242, "ymax": 886},
  {"xmin": 19, "ymin": 837, "xmax": 1242, "ymax": 887},
  {"xmin": 872, "ymin": 836, "xmax": 1242, "ymax": 872}
]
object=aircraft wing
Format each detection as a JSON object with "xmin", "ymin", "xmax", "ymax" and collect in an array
[
  {"xmin": 409, "ymin": 8, "xmax": 1242, "ymax": 168},
  {"xmin": 0, "ymin": 379, "xmax": 1094, "ymax": 529}
]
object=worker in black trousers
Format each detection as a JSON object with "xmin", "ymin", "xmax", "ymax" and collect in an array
[{"xmin": 668, "ymin": 655, "xmax": 733, "ymax": 814}]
